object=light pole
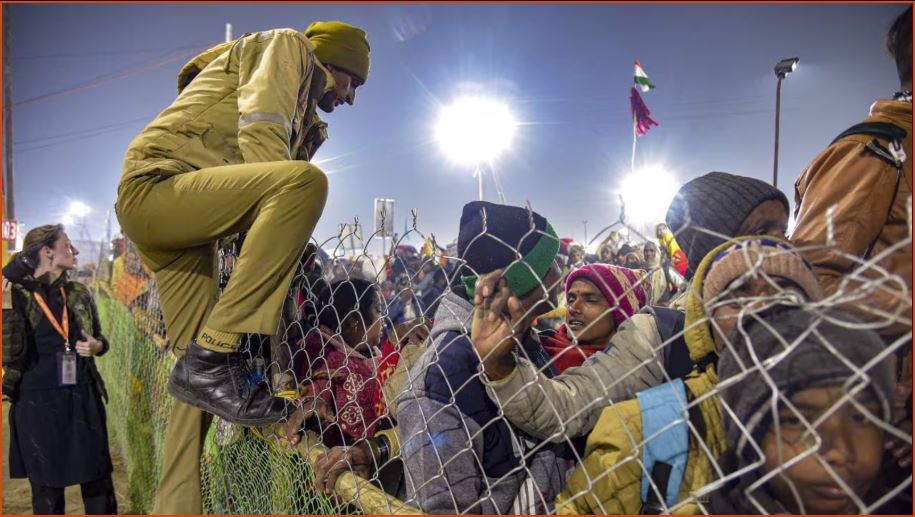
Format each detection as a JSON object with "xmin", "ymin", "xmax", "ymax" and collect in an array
[
  {"xmin": 474, "ymin": 164, "xmax": 485, "ymax": 201},
  {"xmin": 3, "ymin": 4, "xmax": 14, "ymax": 265},
  {"xmin": 773, "ymin": 57, "xmax": 799, "ymax": 189},
  {"xmin": 435, "ymin": 96, "xmax": 516, "ymax": 201}
]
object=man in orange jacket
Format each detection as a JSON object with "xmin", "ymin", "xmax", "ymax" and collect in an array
[
  {"xmin": 793, "ymin": 6, "xmax": 912, "ymax": 338},
  {"xmin": 791, "ymin": 5, "xmax": 912, "ymax": 472}
]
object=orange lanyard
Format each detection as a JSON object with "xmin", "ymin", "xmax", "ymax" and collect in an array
[{"xmin": 33, "ymin": 288, "xmax": 70, "ymax": 351}]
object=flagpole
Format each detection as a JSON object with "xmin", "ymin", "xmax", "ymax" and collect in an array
[{"xmin": 631, "ymin": 113, "xmax": 638, "ymax": 175}]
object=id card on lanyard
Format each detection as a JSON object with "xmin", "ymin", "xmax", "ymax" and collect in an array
[
  {"xmin": 33, "ymin": 288, "xmax": 78, "ymax": 386},
  {"xmin": 57, "ymin": 350, "xmax": 77, "ymax": 386}
]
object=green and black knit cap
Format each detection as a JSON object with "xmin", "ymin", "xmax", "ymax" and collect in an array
[{"xmin": 457, "ymin": 201, "xmax": 560, "ymax": 299}]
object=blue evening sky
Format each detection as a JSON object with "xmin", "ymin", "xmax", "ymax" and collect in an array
[{"xmin": 5, "ymin": 3, "xmax": 906, "ymax": 252}]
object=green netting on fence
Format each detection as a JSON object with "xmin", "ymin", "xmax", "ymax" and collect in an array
[
  {"xmin": 201, "ymin": 424, "xmax": 348, "ymax": 515},
  {"xmin": 96, "ymin": 295, "xmax": 172, "ymax": 514},
  {"xmin": 94, "ymin": 292, "xmax": 348, "ymax": 515}
]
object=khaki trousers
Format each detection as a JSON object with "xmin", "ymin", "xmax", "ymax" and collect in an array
[{"xmin": 116, "ymin": 160, "xmax": 329, "ymax": 514}]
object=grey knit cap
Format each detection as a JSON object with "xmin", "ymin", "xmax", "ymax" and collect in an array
[
  {"xmin": 717, "ymin": 308, "xmax": 893, "ymax": 460},
  {"xmin": 665, "ymin": 172, "xmax": 789, "ymax": 279}
]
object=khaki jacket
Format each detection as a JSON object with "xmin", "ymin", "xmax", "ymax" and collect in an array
[
  {"xmin": 121, "ymin": 29, "xmax": 332, "ymax": 184},
  {"xmin": 792, "ymin": 99, "xmax": 912, "ymax": 337}
]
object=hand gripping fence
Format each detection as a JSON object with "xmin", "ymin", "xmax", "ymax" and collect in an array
[{"xmin": 86, "ymin": 199, "xmax": 912, "ymax": 515}]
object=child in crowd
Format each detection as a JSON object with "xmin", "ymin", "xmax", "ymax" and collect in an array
[
  {"xmin": 711, "ymin": 308, "xmax": 905, "ymax": 514},
  {"xmin": 284, "ymin": 279, "xmax": 388, "ymax": 448}
]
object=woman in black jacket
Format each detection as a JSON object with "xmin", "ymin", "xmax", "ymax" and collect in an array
[{"xmin": 2, "ymin": 224, "xmax": 117, "ymax": 514}]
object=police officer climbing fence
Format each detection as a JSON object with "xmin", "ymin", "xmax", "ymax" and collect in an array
[{"xmin": 116, "ymin": 22, "xmax": 370, "ymax": 426}]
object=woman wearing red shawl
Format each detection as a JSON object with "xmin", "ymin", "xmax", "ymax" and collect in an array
[
  {"xmin": 286, "ymin": 278, "xmax": 388, "ymax": 447},
  {"xmin": 284, "ymin": 277, "xmax": 429, "ymax": 448},
  {"xmin": 541, "ymin": 264, "xmax": 649, "ymax": 372}
]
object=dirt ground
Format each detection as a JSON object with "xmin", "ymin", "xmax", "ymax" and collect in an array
[{"xmin": 2, "ymin": 402, "xmax": 130, "ymax": 515}]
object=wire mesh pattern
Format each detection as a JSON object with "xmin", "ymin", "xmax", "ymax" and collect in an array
[{"xmin": 88, "ymin": 200, "xmax": 912, "ymax": 515}]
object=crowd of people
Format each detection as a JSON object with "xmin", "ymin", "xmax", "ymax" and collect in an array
[
  {"xmin": 2, "ymin": 6, "xmax": 911, "ymax": 516},
  {"xmin": 297, "ymin": 173, "xmax": 910, "ymax": 515}
]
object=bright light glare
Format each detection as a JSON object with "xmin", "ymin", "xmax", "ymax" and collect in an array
[
  {"xmin": 436, "ymin": 96, "xmax": 517, "ymax": 166},
  {"xmin": 61, "ymin": 214, "xmax": 75, "ymax": 226},
  {"xmin": 618, "ymin": 165, "xmax": 679, "ymax": 224},
  {"xmin": 67, "ymin": 201, "xmax": 91, "ymax": 218}
]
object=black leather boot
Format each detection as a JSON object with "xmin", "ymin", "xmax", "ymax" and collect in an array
[{"xmin": 167, "ymin": 342, "xmax": 289, "ymax": 426}]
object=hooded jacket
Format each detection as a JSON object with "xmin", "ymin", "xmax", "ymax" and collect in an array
[
  {"xmin": 120, "ymin": 29, "xmax": 332, "ymax": 186},
  {"xmin": 792, "ymin": 99, "xmax": 912, "ymax": 337},
  {"xmin": 396, "ymin": 291, "xmax": 569, "ymax": 514}
]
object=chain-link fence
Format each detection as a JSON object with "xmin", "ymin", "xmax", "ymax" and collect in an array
[{"xmin": 87, "ymin": 198, "xmax": 912, "ymax": 515}]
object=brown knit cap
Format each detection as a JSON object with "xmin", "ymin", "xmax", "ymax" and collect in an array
[{"xmin": 702, "ymin": 237, "xmax": 822, "ymax": 304}]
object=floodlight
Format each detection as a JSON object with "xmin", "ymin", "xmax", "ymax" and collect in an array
[
  {"xmin": 774, "ymin": 57, "xmax": 799, "ymax": 79},
  {"xmin": 618, "ymin": 165, "xmax": 679, "ymax": 224},
  {"xmin": 67, "ymin": 200, "xmax": 91, "ymax": 218},
  {"xmin": 435, "ymin": 96, "xmax": 517, "ymax": 166}
]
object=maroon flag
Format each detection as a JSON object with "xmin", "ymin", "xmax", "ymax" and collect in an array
[{"xmin": 630, "ymin": 87, "xmax": 659, "ymax": 137}]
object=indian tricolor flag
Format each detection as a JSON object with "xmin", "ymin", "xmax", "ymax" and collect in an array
[{"xmin": 634, "ymin": 60, "xmax": 655, "ymax": 92}]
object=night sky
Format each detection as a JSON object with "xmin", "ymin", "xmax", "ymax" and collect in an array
[{"xmin": 4, "ymin": 3, "xmax": 906, "ymax": 254}]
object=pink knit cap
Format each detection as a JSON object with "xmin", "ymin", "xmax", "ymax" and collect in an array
[{"xmin": 565, "ymin": 263, "xmax": 649, "ymax": 326}]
